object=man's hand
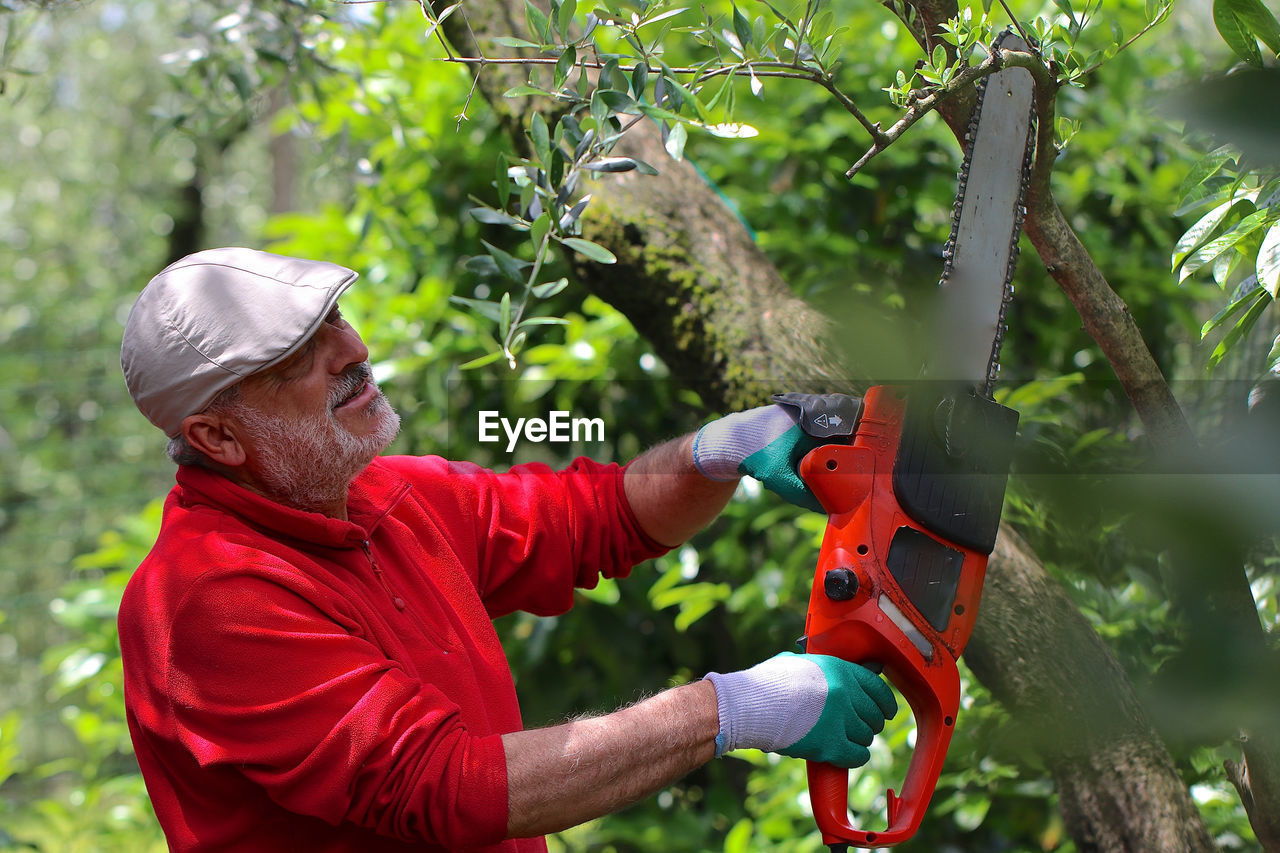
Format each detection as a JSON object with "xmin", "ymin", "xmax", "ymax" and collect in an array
[
  {"xmin": 692, "ymin": 395, "xmax": 861, "ymax": 511},
  {"xmin": 704, "ymin": 652, "xmax": 897, "ymax": 767}
]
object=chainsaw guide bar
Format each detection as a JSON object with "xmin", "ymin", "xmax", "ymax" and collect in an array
[{"xmin": 935, "ymin": 30, "xmax": 1037, "ymax": 397}]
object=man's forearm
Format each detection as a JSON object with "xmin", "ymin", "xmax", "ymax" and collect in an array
[
  {"xmin": 503, "ymin": 679, "xmax": 719, "ymax": 838},
  {"xmin": 623, "ymin": 435, "xmax": 738, "ymax": 547}
]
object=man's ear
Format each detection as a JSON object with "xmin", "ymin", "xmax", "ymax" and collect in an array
[{"xmin": 181, "ymin": 412, "xmax": 248, "ymax": 468}]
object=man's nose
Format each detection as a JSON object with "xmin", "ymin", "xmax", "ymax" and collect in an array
[{"xmin": 320, "ymin": 322, "xmax": 370, "ymax": 372}]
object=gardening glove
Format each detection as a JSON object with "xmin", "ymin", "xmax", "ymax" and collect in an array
[
  {"xmin": 704, "ymin": 651, "xmax": 897, "ymax": 767},
  {"xmin": 692, "ymin": 393, "xmax": 861, "ymax": 511}
]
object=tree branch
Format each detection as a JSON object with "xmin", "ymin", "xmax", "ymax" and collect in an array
[
  {"xmin": 1226, "ymin": 737, "xmax": 1280, "ymax": 851},
  {"xmin": 845, "ymin": 46, "xmax": 1049, "ymax": 178}
]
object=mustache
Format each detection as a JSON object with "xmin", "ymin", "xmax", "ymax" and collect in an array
[{"xmin": 328, "ymin": 362, "xmax": 375, "ymax": 409}]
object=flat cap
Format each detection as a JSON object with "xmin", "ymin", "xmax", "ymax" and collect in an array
[{"xmin": 121, "ymin": 247, "xmax": 359, "ymax": 437}]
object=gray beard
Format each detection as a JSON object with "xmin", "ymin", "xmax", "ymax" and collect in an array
[{"xmin": 232, "ymin": 390, "xmax": 401, "ymax": 513}]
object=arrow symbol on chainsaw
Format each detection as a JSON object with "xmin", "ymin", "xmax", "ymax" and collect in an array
[{"xmin": 815, "ymin": 413, "xmax": 842, "ymax": 429}]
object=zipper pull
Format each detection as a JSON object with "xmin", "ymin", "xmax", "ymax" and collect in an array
[{"xmin": 360, "ymin": 540, "xmax": 406, "ymax": 611}]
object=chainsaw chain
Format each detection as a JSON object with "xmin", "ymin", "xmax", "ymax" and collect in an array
[{"xmin": 938, "ymin": 29, "xmax": 1038, "ymax": 399}]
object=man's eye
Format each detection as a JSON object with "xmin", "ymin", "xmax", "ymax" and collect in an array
[
  {"xmin": 325, "ymin": 307, "xmax": 344, "ymax": 326},
  {"xmin": 271, "ymin": 339, "xmax": 317, "ymax": 382}
]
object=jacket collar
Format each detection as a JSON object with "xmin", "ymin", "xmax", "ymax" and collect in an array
[{"xmin": 174, "ymin": 459, "xmax": 412, "ymax": 548}]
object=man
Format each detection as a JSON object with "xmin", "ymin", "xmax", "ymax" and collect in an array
[{"xmin": 118, "ymin": 247, "xmax": 895, "ymax": 852}]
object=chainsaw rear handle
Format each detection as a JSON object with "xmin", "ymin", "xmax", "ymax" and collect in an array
[
  {"xmin": 803, "ymin": 599, "xmax": 962, "ymax": 847},
  {"xmin": 806, "ymin": 653, "xmax": 960, "ymax": 848},
  {"xmin": 796, "ymin": 385, "xmax": 1017, "ymax": 848}
]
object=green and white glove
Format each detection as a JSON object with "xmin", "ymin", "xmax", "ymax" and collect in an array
[
  {"xmin": 692, "ymin": 394, "xmax": 861, "ymax": 511},
  {"xmin": 704, "ymin": 652, "xmax": 897, "ymax": 767}
]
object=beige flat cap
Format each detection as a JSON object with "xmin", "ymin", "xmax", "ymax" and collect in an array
[{"xmin": 121, "ymin": 247, "xmax": 359, "ymax": 437}]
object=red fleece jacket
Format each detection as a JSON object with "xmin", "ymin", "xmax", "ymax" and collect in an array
[{"xmin": 118, "ymin": 455, "xmax": 668, "ymax": 852}]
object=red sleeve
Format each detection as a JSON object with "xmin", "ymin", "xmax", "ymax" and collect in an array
[
  {"xmin": 165, "ymin": 565, "xmax": 508, "ymax": 850},
  {"xmin": 385, "ymin": 456, "xmax": 671, "ymax": 618}
]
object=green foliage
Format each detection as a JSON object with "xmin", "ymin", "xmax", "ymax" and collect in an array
[
  {"xmin": 1025, "ymin": 0, "xmax": 1173, "ymax": 84},
  {"xmin": 0, "ymin": 1, "xmax": 366, "ymax": 847},
  {"xmin": 444, "ymin": 0, "xmax": 1205, "ymax": 395},
  {"xmin": 440, "ymin": 0, "xmax": 1188, "ymax": 342},
  {"xmin": 1173, "ymin": 147, "xmax": 1280, "ymax": 373},
  {"xmin": 0, "ymin": 3, "xmax": 242, "ymax": 846},
  {"xmin": 2, "ymin": 502, "xmax": 167, "ymax": 850},
  {"xmin": 1213, "ymin": 0, "xmax": 1280, "ymax": 68},
  {"xmin": 458, "ymin": 108, "xmax": 633, "ymax": 368},
  {"xmin": 152, "ymin": 2, "xmax": 339, "ymax": 137},
  {"xmin": 1173, "ymin": 166, "xmax": 1277, "ymax": 367},
  {"xmin": 1169, "ymin": 0, "xmax": 1280, "ymax": 374}
]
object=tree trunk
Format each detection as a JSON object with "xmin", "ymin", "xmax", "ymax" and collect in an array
[
  {"xmin": 268, "ymin": 86, "xmax": 298, "ymax": 216},
  {"xmin": 969, "ymin": 526, "xmax": 1217, "ymax": 851},
  {"xmin": 433, "ymin": 4, "xmax": 1220, "ymax": 848}
]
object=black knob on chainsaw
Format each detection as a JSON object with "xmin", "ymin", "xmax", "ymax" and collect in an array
[{"xmin": 823, "ymin": 568, "xmax": 858, "ymax": 601}]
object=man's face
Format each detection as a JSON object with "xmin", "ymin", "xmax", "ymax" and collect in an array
[{"xmin": 226, "ymin": 306, "xmax": 401, "ymax": 512}]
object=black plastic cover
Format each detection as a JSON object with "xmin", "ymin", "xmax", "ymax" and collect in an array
[
  {"xmin": 886, "ymin": 526, "xmax": 966, "ymax": 633},
  {"xmin": 892, "ymin": 386, "xmax": 1019, "ymax": 554}
]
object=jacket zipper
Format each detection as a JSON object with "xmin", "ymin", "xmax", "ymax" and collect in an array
[{"xmin": 359, "ymin": 539, "xmax": 407, "ymax": 611}]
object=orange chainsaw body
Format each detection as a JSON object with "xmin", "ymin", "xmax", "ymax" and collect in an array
[{"xmin": 798, "ymin": 384, "xmax": 1017, "ymax": 848}]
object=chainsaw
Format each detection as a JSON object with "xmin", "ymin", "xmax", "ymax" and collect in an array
[{"xmin": 787, "ymin": 31, "xmax": 1036, "ymax": 850}]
